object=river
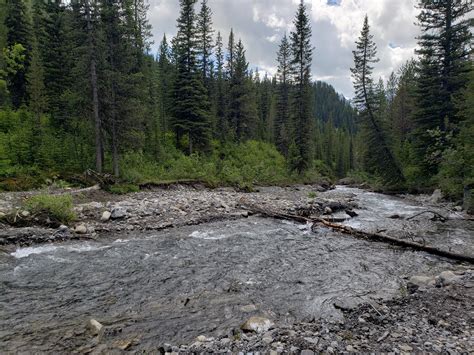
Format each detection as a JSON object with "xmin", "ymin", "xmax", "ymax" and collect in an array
[{"xmin": 0, "ymin": 187, "xmax": 471, "ymax": 352}]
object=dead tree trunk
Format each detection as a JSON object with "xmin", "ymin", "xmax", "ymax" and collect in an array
[{"xmin": 242, "ymin": 204, "xmax": 474, "ymax": 264}]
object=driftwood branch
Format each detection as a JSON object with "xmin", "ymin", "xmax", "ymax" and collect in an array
[
  {"xmin": 407, "ymin": 211, "xmax": 447, "ymax": 222},
  {"xmin": 241, "ymin": 204, "xmax": 474, "ymax": 264}
]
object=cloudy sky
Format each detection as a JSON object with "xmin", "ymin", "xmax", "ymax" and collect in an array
[{"xmin": 147, "ymin": 0, "xmax": 421, "ymax": 98}]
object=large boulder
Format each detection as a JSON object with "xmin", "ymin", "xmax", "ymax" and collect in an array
[
  {"xmin": 436, "ymin": 271, "xmax": 462, "ymax": 286},
  {"xmin": 241, "ymin": 316, "xmax": 274, "ymax": 333},
  {"xmin": 111, "ymin": 207, "xmax": 127, "ymax": 220},
  {"xmin": 407, "ymin": 275, "xmax": 435, "ymax": 292}
]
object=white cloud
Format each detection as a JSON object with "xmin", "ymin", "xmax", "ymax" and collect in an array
[{"xmin": 147, "ymin": 0, "xmax": 422, "ymax": 97}]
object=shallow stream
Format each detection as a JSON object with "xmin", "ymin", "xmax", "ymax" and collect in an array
[{"xmin": 0, "ymin": 187, "xmax": 471, "ymax": 352}]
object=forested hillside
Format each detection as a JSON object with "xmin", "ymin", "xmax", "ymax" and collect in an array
[{"xmin": 0, "ymin": 0, "xmax": 472, "ymax": 203}]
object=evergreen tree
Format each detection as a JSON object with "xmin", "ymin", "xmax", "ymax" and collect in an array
[
  {"xmin": 275, "ymin": 34, "xmax": 291, "ymax": 155},
  {"xmin": 229, "ymin": 39, "xmax": 257, "ymax": 141},
  {"xmin": 36, "ymin": 0, "xmax": 73, "ymax": 128},
  {"xmin": 5, "ymin": 0, "xmax": 31, "ymax": 108},
  {"xmin": 215, "ymin": 31, "xmax": 227, "ymax": 140},
  {"xmin": 197, "ymin": 0, "xmax": 214, "ymax": 83},
  {"xmin": 158, "ymin": 34, "xmax": 174, "ymax": 134},
  {"xmin": 172, "ymin": 0, "xmax": 211, "ymax": 154},
  {"xmin": 289, "ymin": 0, "xmax": 313, "ymax": 173},
  {"xmin": 351, "ymin": 15, "xmax": 405, "ymax": 184},
  {"xmin": 226, "ymin": 29, "xmax": 235, "ymax": 79},
  {"xmin": 413, "ymin": 0, "xmax": 472, "ymax": 175}
]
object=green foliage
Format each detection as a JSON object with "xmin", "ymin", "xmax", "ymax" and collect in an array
[
  {"xmin": 108, "ymin": 184, "xmax": 140, "ymax": 195},
  {"xmin": 308, "ymin": 192, "xmax": 317, "ymax": 199},
  {"xmin": 120, "ymin": 140, "xmax": 293, "ymax": 189},
  {"xmin": 23, "ymin": 194, "xmax": 76, "ymax": 224}
]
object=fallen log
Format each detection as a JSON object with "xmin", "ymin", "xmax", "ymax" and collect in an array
[
  {"xmin": 241, "ymin": 204, "xmax": 474, "ymax": 264},
  {"xmin": 407, "ymin": 210, "xmax": 447, "ymax": 222}
]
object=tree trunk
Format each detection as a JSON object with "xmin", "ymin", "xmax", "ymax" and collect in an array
[{"xmin": 85, "ymin": 0, "xmax": 102, "ymax": 173}]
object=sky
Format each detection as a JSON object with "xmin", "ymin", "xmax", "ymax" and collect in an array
[{"xmin": 147, "ymin": 0, "xmax": 421, "ymax": 98}]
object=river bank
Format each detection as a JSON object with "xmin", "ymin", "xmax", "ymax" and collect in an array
[
  {"xmin": 161, "ymin": 269, "xmax": 473, "ymax": 354},
  {"xmin": 0, "ymin": 183, "xmax": 471, "ymax": 251},
  {"xmin": 0, "ymin": 185, "xmax": 473, "ymax": 353}
]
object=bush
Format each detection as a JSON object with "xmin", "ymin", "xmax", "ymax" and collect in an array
[{"xmin": 23, "ymin": 194, "xmax": 76, "ymax": 224}]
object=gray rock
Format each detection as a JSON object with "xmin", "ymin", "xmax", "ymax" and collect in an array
[
  {"xmin": 399, "ymin": 345, "xmax": 413, "ymax": 352},
  {"xmin": 101, "ymin": 211, "xmax": 111, "ymax": 222},
  {"xmin": 240, "ymin": 304, "xmax": 258, "ymax": 313},
  {"xmin": 437, "ymin": 271, "xmax": 462, "ymax": 286},
  {"xmin": 324, "ymin": 207, "xmax": 333, "ymax": 215},
  {"xmin": 407, "ymin": 275, "xmax": 435, "ymax": 292},
  {"xmin": 87, "ymin": 318, "xmax": 103, "ymax": 335},
  {"xmin": 111, "ymin": 207, "xmax": 127, "ymax": 220},
  {"xmin": 262, "ymin": 336, "xmax": 273, "ymax": 345},
  {"xmin": 58, "ymin": 225, "xmax": 69, "ymax": 232},
  {"xmin": 74, "ymin": 224, "xmax": 88, "ymax": 234},
  {"xmin": 241, "ymin": 316, "xmax": 274, "ymax": 333},
  {"xmin": 21, "ymin": 210, "xmax": 30, "ymax": 217},
  {"xmin": 220, "ymin": 338, "xmax": 231, "ymax": 346},
  {"xmin": 430, "ymin": 189, "xmax": 443, "ymax": 203}
]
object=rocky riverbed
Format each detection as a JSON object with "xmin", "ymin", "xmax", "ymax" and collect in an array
[
  {"xmin": 161, "ymin": 269, "xmax": 473, "ymax": 354},
  {"xmin": 0, "ymin": 184, "xmax": 473, "ymax": 353}
]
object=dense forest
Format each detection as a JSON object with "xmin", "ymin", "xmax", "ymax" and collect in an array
[{"xmin": 0, "ymin": 0, "xmax": 472, "ymax": 202}]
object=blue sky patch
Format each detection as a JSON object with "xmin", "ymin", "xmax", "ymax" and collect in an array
[{"xmin": 327, "ymin": 0, "xmax": 342, "ymax": 6}]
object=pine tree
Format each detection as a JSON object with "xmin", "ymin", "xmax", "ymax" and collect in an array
[
  {"xmin": 258, "ymin": 73, "xmax": 272, "ymax": 141},
  {"xmin": 172, "ymin": 0, "xmax": 211, "ymax": 154},
  {"xmin": 215, "ymin": 31, "xmax": 228, "ymax": 140},
  {"xmin": 158, "ymin": 34, "xmax": 174, "ymax": 134},
  {"xmin": 275, "ymin": 34, "xmax": 291, "ymax": 155},
  {"xmin": 351, "ymin": 15, "xmax": 405, "ymax": 185},
  {"xmin": 197, "ymin": 0, "xmax": 214, "ymax": 84},
  {"xmin": 5, "ymin": 0, "xmax": 31, "ymax": 108},
  {"xmin": 36, "ymin": 0, "xmax": 73, "ymax": 128},
  {"xmin": 226, "ymin": 29, "xmax": 235, "ymax": 79},
  {"xmin": 229, "ymin": 39, "xmax": 257, "ymax": 141},
  {"xmin": 289, "ymin": 0, "xmax": 313, "ymax": 173},
  {"xmin": 413, "ymin": 0, "xmax": 472, "ymax": 175}
]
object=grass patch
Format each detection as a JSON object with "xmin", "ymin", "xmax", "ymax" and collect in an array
[
  {"xmin": 23, "ymin": 194, "xmax": 76, "ymax": 224},
  {"xmin": 308, "ymin": 192, "xmax": 317, "ymax": 199},
  {"xmin": 107, "ymin": 183, "xmax": 140, "ymax": 195}
]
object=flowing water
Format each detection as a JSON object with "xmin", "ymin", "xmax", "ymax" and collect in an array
[{"xmin": 0, "ymin": 187, "xmax": 471, "ymax": 352}]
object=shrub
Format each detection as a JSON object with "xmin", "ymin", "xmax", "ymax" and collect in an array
[{"xmin": 23, "ymin": 194, "xmax": 76, "ymax": 224}]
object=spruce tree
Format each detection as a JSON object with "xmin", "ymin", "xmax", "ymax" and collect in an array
[
  {"xmin": 229, "ymin": 39, "xmax": 257, "ymax": 141},
  {"xmin": 226, "ymin": 29, "xmax": 235, "ymax": 79},
  {"xmin": 290, "ymin": 0, "xmax": 313, "ymax": 173},
  {"xmin": 158, "ymin": 34, "xmax": 174, "ymax": 134},
  {"xmin": 351, "ymin": 15, "xmax": 405, "ymax": 184},
  {"xmin": 172, "ymin": 0, "xmax": 211, "ymax": 154},
  {"xmin": 413, "ymin": 0, "xmax": 472, "ymax": 175},
  {"xmin": 5, "ymin": 0, "xmax": 31, "ymax": 108},
  {"xmin": 215, "ymin": 31, "xmax": 228, "ymax": 140},
  {"xmin": 275, "ymin": 34, "xmax": 291, "ymax": 156},
  {"xmin": 197, "ymin": 0, "xmax": 214, "ymax": 84}
]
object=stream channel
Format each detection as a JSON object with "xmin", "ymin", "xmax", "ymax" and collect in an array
[{"xmin": 0, "ymin": 187, "xmax": 472, "ymax": 352}]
